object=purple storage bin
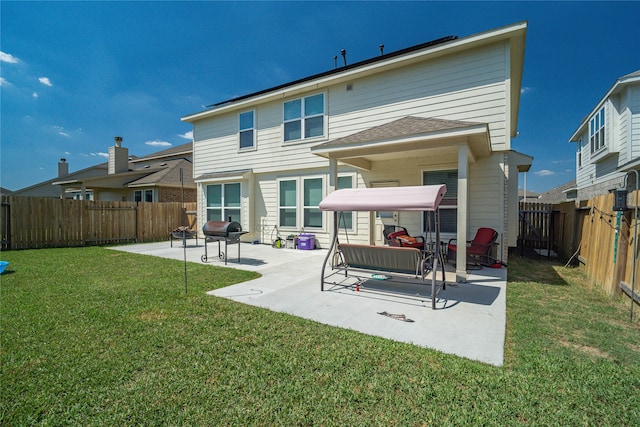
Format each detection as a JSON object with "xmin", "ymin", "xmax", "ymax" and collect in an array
[{"xmin": 297, "ymin": 234, "xmax": 316, "ymax": 250}]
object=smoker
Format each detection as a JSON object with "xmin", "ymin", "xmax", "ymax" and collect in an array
[{"xmin": 201, "ymin": 220, "xmax": 248, "ymax": 265}]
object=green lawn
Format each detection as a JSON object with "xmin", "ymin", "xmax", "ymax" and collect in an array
[{"xmin": 1, "ymin": 247, "xmax": 638, "ymax": 425}]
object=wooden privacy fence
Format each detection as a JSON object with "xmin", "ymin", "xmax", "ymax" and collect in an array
[
  {"xmin": 0, "ymin": 196, "xmax": 197, "ymax": 250},
  {"xmin": 519, "ymin": 190, "xmax": 639, "ymax": 299},
  {"xmin": 576, "ymin": 191, "xmax": 639, "ymax": 298}
]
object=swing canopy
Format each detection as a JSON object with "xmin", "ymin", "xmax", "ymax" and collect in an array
[{"xmin": 319, "ymin": 184, "xmax": 447, "ymax": 212}]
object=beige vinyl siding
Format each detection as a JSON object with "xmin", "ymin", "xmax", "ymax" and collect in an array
[
  {"xmin": 629, "ymin": 86, "xmax": 640, "ymax": 161},
  {"xmin": 468, "ymin": 155, "xmax": 504, "ymax": 234},
  {"xmin": 327, "ymin": 43, "xmax": 508, "ymax": 149}
]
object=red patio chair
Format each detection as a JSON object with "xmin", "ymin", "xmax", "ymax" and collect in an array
[
  {"xmin": 447, "ymin": 227, "xmax": 498, "ymax": 266},
  {"xmin": 383, "ymin": 225, "xmax": 425, "ymax": 250}
]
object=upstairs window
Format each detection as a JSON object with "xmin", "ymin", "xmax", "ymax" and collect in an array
[
  {"xmin": 239, "ymin": 111, "xmax": 255, "ymax": 150},
  {"xmin": 283, "ymin": 93, "xmax": 325, "ymax": 142},
  {"xmin": 589, "ymin": 107, "xmax": 605, "ymax": 154}
]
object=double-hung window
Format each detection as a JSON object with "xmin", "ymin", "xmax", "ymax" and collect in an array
[
  {"xmin": 589, "ymin": 106, "xmax": 605, "ymax": 154},
  {"xmin": 283, "ymin": 93, "xmax": 325, "ymax": 142},
  {"xmin": 303, "ymin": 177, "xmax": 323, "ymax": 228},
  {"xmin": 279, "ymin": 179, "xmax": 297, "ymax": 227},
  {"xmin": 423, "ymin": 170, "xmax": 457, "ymax": 234},
  {"xmin": 206, "ymin": 183, "xmax": 241, "ymax": 222},
  {"xmin": 239, "ymin": 111, "xmax": 255, "ymax": 150}
]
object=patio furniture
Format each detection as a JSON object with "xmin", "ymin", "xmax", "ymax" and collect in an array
[
  {"xmin": 383, "ymin": 225, "xmax": 425, "ymax": 250},
  {"xmin": 319, "ymin": 184, "xmax": 447, "ymax": 309},
  {"xmin": 170, "ymin": 226, "xmax": 198, "ymax": 247},
  {"xmin": 447, "ymin": 227, "xmax": 498, "ymax": 267}
]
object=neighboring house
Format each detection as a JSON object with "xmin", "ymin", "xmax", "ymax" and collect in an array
[
  {"xmin": 536, "ymin": 180, "xmax": 577, "ymax": 205},
  {"xmin": 12, "ymin": 138, "xmax": 195, "ymax": 202},
  {"xmin": 518, "ymin": 188, "xmax": 539, "ymax": 202},
  {"xmin": 182, "ymin": 22, "xmax": 532, "ymax": 281},
  {"xmin": 570, "ymin": 70, "xmax": 640, "ymax": 201}
]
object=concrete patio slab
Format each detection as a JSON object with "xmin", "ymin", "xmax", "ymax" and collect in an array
[{"xmin": 111, "ymin": 239, "xmax": 507, "ymax": 366}]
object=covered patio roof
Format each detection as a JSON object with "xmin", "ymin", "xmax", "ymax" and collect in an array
[{"xmin": 311, "ymin": 116, "xmax": 491, "ymax": 170}]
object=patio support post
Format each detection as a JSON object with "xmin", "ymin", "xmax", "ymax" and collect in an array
[
  {"xmin": 321, "ymin": 157, "xmax": 339, "ymax": 292},
  {"xmin": 456, "ymin": 145, "xmax": 469, "ymax": 282}
]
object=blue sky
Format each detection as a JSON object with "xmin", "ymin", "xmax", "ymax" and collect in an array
[{"xmin": 1, "ymin": 1, "xmax": 639, "ymax": 193}]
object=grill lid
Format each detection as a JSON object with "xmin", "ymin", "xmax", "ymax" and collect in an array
[{"xmin": 202, "ymin": 220, "xmax": 242, "ymax": 236}]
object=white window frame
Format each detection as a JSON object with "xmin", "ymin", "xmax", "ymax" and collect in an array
[
  {"xmin": 278, "ymin": 178, "xmax": 298, "ymax": 229},
  {"xmin": 589, "ymin": 106, "xmax": 606, "ymax": 154},
  {"xmin": 205, "ymin": 183, "xmax": 241, "ymax": 222},
  {"xmin": 283, "ymin": 93, "xmax": 326, "ymax": 143},
  {"xmin": 238, "ymin": 110, "xmax": 256, "ymax": 151},
  {"xmin": 302, "ymin": 176, "xmax": 324, "ymax": 230}
]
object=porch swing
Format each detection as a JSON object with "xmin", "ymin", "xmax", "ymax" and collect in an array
[{"xmin": 319, "ymin": 184, "xmax": 448, "ymax": 309}]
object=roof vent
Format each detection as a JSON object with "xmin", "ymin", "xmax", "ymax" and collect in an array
[
  {"xmin": 379, "ymin": 44, "xmax": 384, "ymax": 55},
  {"xmin": 341, "ymin": 49, "xmax": 347, "ymax": 66}
]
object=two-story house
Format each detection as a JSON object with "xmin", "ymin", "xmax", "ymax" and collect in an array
[
  {"xmin": 182, "ymin": 22, "xmax": 532, "ymax": 281},
  {"xmin": 570, "ymin": 70, "xmax": 640, "ymax": 200}
]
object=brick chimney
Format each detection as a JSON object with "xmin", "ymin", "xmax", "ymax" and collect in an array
[
  {"xmin": 58, "ymin": 158, "xmax": 69, "ymax": 177},
  {"xmin": 108, "ymin": 136, "xmax": 129, "ymax": 174}
]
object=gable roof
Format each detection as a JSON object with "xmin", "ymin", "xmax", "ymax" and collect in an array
[{"xmin": 182, "ymin": 21, "xmax": 527, "ymax": 136}]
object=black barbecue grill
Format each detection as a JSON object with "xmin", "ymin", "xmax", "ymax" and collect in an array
[{"xmin": 201, "ymin": 220, "xmax": 248, "ymax": 265}]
